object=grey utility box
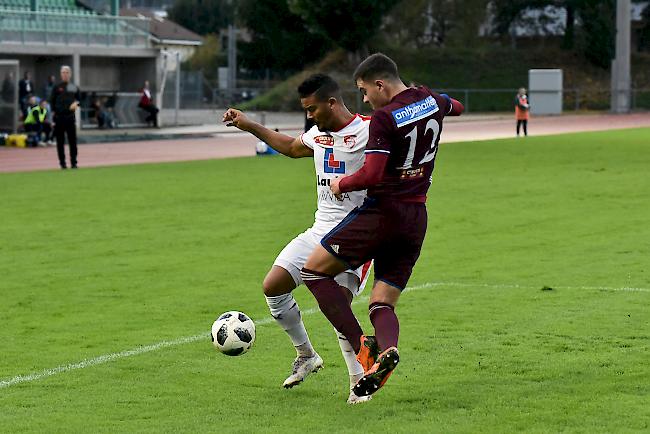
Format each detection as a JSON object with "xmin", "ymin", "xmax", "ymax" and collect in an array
[{"xmin": 528, "ymin": 69, "xmax": 563, "ymax": 115}]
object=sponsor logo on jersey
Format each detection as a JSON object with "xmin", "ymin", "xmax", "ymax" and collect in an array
[
  {"xmin": 314, "ymin": 135, "xmax": 334, "ymax": 147},
  {"xmin": 317, "ymin": 176, "xmax": 351, "ymax": 201},
  {"xmin": 343, "ymin": 135, "xmax": 357, "ymax": 148},
  {"xmin": 324, "ymin": 148, "xmax": 345, "ymax": 174},
  {"xmin": 330, "ymin": 244, "xmax": 340, "ymax": 253},
  {"xmin": 317, "ymin": 175, "xmax": 331, "ymax": 186},
  {"xmin": 319, "ymin": 190, "xmax": 351, "ymax": 202},
  {"xmin": 400, "ymin": 166, "xmax": 425, "ymax": 179},
  {"xmin": 391, "ymin": 95, "xmax": 439, "ymax": 127}
]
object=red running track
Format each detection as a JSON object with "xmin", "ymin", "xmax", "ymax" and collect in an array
[{"xmin": 1, "ymin": 113, "xmax": 648, "ymax": 173}]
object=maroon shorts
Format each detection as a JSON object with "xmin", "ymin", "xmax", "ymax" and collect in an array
[{"xmin": 321, "ymin": 197, "xmax": 427, "ymax": 290}]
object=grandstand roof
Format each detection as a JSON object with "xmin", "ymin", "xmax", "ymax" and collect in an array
[{"xmin": 120, "ymin": 8, "xmax": 202, "ymax": 45}]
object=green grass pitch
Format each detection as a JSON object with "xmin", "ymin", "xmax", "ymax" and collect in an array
[{"xmin": 1, "ymin": 128, "xmax": 649, "ymax": 433}]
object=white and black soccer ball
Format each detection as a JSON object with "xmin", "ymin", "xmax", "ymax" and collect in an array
[
  {"xmin": 211, "ymin": 311, "xmax": 256, "ymax": 356},
  {"xmin": 255, "ymin": 141, "xmax": 268, "ymax": 154}
]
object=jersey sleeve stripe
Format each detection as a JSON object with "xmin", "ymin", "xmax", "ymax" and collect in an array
[
  {"xmin": 365, "ymin": 149, "xmax": 391, "ymax": 154},
  {"xmin": 300, "ymin": 133, "xmax": 313, "ymax": 149}
]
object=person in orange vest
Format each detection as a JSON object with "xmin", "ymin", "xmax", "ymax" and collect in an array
[{"xmin": 515, "ymin": 87, "xmax": 530, "ymax": 136}]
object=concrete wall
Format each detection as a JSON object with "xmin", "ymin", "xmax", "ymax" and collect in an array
[
  {"xmin": 82, "ymin": 57, "xmax": 121, "ymax": 91},
  {"xmin": 119, "ymin": 58, "xmax": 158, "ymax": 93}
]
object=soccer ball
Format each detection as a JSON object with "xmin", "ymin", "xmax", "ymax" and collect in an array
[
  {"xmin": 211, "ymin": 311, "xmax": 256, "ymax": 356},
  {"xmin": 255, "ymin": 141, "xmax": 268, "ymax": 154}
]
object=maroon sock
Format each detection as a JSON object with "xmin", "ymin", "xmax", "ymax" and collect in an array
[
  {"xmin": 301, "ymin": 268, "xmax": 363, "ymax": 353},
  {"xmin": 369, "ymin": 302, "xmax": 399, "ymax": 351}
]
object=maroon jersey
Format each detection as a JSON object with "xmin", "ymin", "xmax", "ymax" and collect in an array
[{"xmin": 365, "ymin": 87, "xmax": 452, "ymax": 200}]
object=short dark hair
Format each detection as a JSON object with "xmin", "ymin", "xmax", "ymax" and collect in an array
[
  {"xmin": 297, "ymin": 74, "xmax": 341, "ymax": 101},
  {"xmin": 353, "ymin": 53, "xmax": 399, "ymax": 82}
]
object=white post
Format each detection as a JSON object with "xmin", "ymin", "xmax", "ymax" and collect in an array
[
  {"xmin": 174, "ymin": 51, "xmax": 180, "ymax": 126},
  {"xmin": 156, "ymin": 51, "xmax": 166, "ymax": 128},
  {"xmin": 610, "ymin": 0, "xmax": 631, "ymax": 113},
  {"xmin": 73, "ymin": 53, "xmax": 81, "ymax": 130}
]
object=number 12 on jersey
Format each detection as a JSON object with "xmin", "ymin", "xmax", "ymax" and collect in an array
[{"xmin": 397, "ymin": 118, "xmax": 440, "ymax": 169}]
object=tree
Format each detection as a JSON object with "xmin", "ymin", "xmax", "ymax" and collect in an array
[
  {"xmin": 237, "ymin": 0, "xmax": 331, "ymax": 73},
  {"xmin": 381, "ymin": 0, "xmax": 490, "ymax": 49},
  {"xmin": 167, "ymin": 0, "xmax": 233, "ymax": 36},
  {"xmin": 576, "ymin": 0, "xmax": 615, "ymax": 69},
  {"xmin": 491, "ymin": 0, "xmax": 615, "ymax": 68},
  {"xmin": 446, "ymin": 0, "xmax": 491, "ymax": 47},
  {"xmin": 185, "ymin": 34, "xmax": 225, "ymax": 81},
  {"xmin": 287, "ymin": 0, "xmax": 397, "ymax": 56},
  {"xmin": 380, "ymin": 0, "xmax": 435, "ymax": 48},
  {"xmin": 638, "ymin": 2, "xmax": 650, "ymax": 52}
]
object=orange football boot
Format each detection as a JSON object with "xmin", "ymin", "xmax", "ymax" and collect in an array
[
  {"xmin": 356, "ymin": 335, "xmax": 379, "ymax": 373},
  {"xmin": 353, "ymin": 346, "xmax": 399, "ymax": 397}
]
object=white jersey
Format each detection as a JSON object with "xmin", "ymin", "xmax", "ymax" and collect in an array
[{"xmin": 300, "ymin": 114, "xmax": 370, "ymax": 234}]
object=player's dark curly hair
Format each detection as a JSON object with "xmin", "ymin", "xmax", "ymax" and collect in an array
[
  {"xmin": 353, "ymin": 53, "xmax": 399, "ymax": 82},
  {"xmin": 297, "ymin": 74, "xmax": 342, "ymax": 102}
]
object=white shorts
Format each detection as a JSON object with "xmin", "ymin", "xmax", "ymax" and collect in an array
[{"xmin": 273, "ymin": 227, "xmax": 371, "ymax": 297}]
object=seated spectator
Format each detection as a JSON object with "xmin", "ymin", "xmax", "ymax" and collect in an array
[
  {"xmin": 138, "ymin": 80, "xmax": 159, "ymax": 127},
  {"xmin": 24, "ymin": 97, "xmax": 53, "ymax": 146},
  {"xmin": 90, "ymin": 94, "xmax": 106, "ymax": 128}
]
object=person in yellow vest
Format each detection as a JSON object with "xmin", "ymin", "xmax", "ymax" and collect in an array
[
  {"xmin": 24, "ymin": 98, "xmax": 52, "ymax": 146},
  {"xmin": 515, "ymin": 87, "xmax": 530, "ymax": 137}
]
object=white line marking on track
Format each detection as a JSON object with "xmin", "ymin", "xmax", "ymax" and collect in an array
[{"xmin": 1, "ymin": 280, "xmax": 648, "ymax": 390}]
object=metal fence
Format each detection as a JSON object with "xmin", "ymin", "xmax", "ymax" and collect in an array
[
  {"xmin": 172, "ymin": 84, "xmax": 650, "ymax": 114},
  {"xmin": 0, "ymin": 60, "xmax": 19, "ymax": 134},
  {"xmin": 0, "ymin": 11, "xmax": 150, "ymax": 48},
  {"xmin": 430, "ymin": 88, "xmax": 650, "ymax": 113},
  {"xmin": 73, "ymin": 85, "xmax": 650, "ymax": 129},
  {"xmin": 80, "ymin": 92, "xmax": 149, "ymax": 128},
  {"xmin": 162, "ymin": 70, "xmax": 205, "ymax": 109}
]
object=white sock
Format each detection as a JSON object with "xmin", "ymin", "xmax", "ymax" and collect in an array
[
  {"xmin": 336, "ymin": 330, "xmax": 364, "ymax": 381},
  {"xmin": 265, "ymin": 293, "xmax": 314, "ymax": 357}
]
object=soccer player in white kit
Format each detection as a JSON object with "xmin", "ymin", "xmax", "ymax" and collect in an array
[{"xmin": 222, "ymin": 74, "xmax": 372, "ymax": 404}]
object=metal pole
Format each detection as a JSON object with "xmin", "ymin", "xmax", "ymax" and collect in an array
[
  {"xmin": 13, "ymin": 62, "xmax": 19, "ymax": 134},
  {"xmin": 174, "ymin": 51, "xmax": 180, "ymax": 126},
  {"xmin": 73, "ymin": 54, "xmax": 81, "ymax": 131},
  {"xmin": 610, "ymin": 0, "xmax": 631, "ymax": 113},
  {"xmin": 227, "ymin": 24, "xmax": 237, "ymax": 104}
]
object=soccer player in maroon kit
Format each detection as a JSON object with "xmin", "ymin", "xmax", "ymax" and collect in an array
[{"xmin": 300, "ymin": 53, "xmax": 464, "ymax": 397}]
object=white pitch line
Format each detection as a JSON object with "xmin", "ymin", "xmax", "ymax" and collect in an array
[{"xmin": 1, "ymin": 280, "xmax": 648, "ymax": 390}]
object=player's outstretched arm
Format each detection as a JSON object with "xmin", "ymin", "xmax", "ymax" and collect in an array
[
  {"xmin": 440, "ymin": 94, "xmax": 464, "ymax": 116},
  {"xmin": 222, "ymin": 108, "xmax": 313, "ymax": 158}
]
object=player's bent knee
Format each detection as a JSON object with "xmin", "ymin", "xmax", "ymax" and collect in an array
[
  {"xmin": 369, "ymin": 281, "xmax": 402, "ymax": 306},
  {"xmin": 262, "ymin": 266, "xmax": 297, "ymax": 296}
]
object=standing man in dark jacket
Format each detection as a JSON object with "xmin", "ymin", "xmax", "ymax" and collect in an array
[
  {"xmin": 50, "ymin": 65, "xmax": 81, "ymax": 169},
  {"xmin": 18, "ymin": 71, "xmax": 33, "ymax": 117}
]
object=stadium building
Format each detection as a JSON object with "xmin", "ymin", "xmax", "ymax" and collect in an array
[{"xmin": 0, "ymin": 0, "xmax": 201, "ymax": 131}]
